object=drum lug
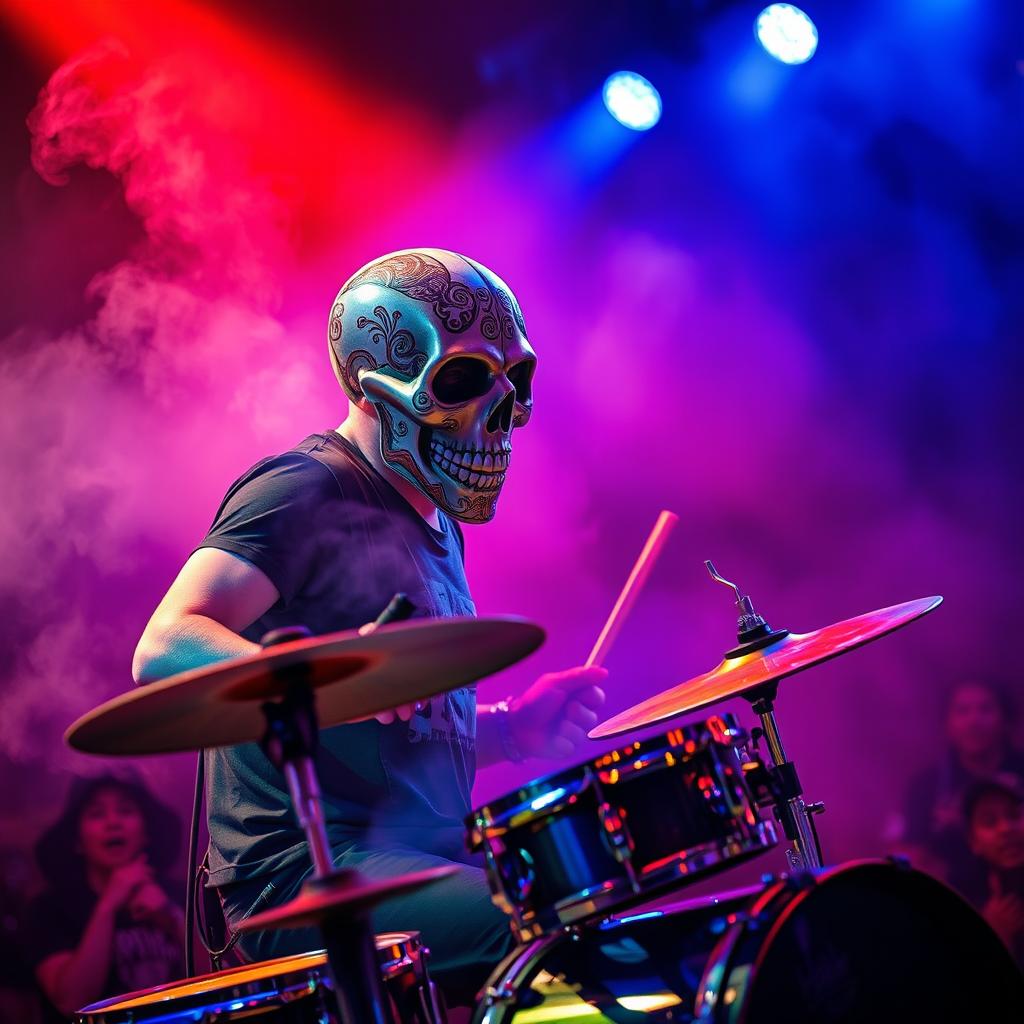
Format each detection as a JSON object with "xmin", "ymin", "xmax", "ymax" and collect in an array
[
  {"xmin": 485, "ymin": 979, "xmax": 517, "ymax": 1002},
  {"xmin": 596, "ymin": 801, "xmax": 634, "ymax": 864}
]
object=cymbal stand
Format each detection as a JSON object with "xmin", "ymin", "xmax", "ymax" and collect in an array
[
  {"xmin": 745, "ymin": 681, "xmax": 824, "ymax": 871},
  {"xmin": 705, "ymin": 562, "xmax": 824, "ymax": 871},
  {"xmin": 258, "ymin": 656, "xmax": 391, "ymax": 1024},
  {"xmin": 258, "ymin": 623, "xmax": 401, "ymax": 1024}
]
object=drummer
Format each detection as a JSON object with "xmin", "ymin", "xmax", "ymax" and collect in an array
[{"xmin": 132, "ymin": 249, "xmax": 607, "ymax": 1006}]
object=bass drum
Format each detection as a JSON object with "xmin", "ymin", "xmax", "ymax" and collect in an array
[{"xmin": 474, "ymin": 860, "xmax": 1022, "ymax": 1023}]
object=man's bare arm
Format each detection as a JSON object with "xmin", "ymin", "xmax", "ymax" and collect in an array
[{"xmin": 132, "ymin": 548, "xmax": 279, "ymax": 684}]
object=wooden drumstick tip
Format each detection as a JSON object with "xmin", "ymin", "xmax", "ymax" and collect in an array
[{"xmin": 585, "ymin": 510, "xmax": 679, "ymax": 669}]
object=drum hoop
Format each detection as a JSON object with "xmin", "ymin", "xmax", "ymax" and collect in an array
[
  {"xmin": 468, "ymin": 714, "xmax": 744, "ymax": 836},
  {"xmin": 476, "ymin": 932, "xmax": 560, "ymax": 1024},
  {"xmin": 78, "ymin": 965, "xmax": 330, "ymax": 1020},
  {"xmin": 468, "ymin": 771, "xmax": 594, "ymax": 842},
  {"xmin": 511, "ymin": 824, "xmax": 777, "ymax": 941},
  {"xmin": 78, "ymin": 932, "xmax": 422, "ymax": 1018}
]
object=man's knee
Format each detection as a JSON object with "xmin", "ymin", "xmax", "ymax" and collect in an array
[
  {"xmin": 339, "ymin": 848, "xmax": 516, "ymax": 1005},
  {"xmin": 220, "ymin": 850, "xmax": 515, "ymax": 1006}
]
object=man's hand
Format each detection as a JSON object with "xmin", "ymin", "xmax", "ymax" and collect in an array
[
  {"xmin": 372, "ymin": 702, "xmax": 420, "ymax": 725},
  {"xmin": 508, "ymin": 666, "xmax": 608, "ymax": 760},
  {"xmin": 355, "ymin": 619, "xmax": 420, "ymax": 724}
]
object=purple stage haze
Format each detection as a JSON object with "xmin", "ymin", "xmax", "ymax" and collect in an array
[{"xmin": 0, "ymin": 1, "xmax": 1021, "ymax": 880}]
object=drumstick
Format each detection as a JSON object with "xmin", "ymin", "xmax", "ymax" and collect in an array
[{"xmin": 586, "ymin": 510, "xmax": 679, "ymax": 668}]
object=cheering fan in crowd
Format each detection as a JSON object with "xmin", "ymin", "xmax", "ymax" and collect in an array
[{"xmin": 24, "ymin": 774, "xmax": 184, "ymax": 1022}]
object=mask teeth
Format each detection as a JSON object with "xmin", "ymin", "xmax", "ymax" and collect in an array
[
  {"xmin": 429, "ymin": 439, "xmax": 510, "ymax": 473},
  {"xmin": 429, "ymin": 438, "xmax": 509, "ymax": 487}
]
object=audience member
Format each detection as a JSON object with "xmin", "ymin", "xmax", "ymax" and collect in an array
[
  {"xmin": 24, "ymin": 773, "xmax": 184, "ymax": 1022},
  {"xmin": 899, "ymin": 679, "xmax": 1024, "ymax": 900},
  {"xmin": 964, "ymin": 775, "xmax": 1024, "ymax": 968}
]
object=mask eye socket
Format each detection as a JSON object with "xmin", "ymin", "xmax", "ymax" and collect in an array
[
  {"xmin": 432, "ymin": 357, "xmax": 495, "ymax": 405},
  {"xmin": 507, "ymin": 359, "xmax": 535, "ymax": 405}
]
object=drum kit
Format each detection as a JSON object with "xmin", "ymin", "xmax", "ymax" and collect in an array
[{"xmin": 66, "ymin": 557, "xmax": 1022, "ymax": 1022}]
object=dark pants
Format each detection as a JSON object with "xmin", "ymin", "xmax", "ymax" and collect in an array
[{"xmin": 218, "ymin": 843, "xmax": 516, "ymax": 1008}]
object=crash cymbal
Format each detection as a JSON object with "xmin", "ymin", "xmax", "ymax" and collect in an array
[
  {"xmin": 590, "ymin": 596, "xmax": 941, "ymax": 739},
  {"xmin": 239, "ymin": 865, "xmax": 457, "ymax": 933},
  {"xmin": 67, "ymin": 617, "xmax": 544, "ymax": 756}
]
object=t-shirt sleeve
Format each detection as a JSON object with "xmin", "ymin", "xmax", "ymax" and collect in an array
[
  {"xmin": 196, "ymin": 452, "xmax": 339, "ymax": 605},
  {"xmin": 22, "ymin": 890, "xmax": 77, "ymax": 970}
]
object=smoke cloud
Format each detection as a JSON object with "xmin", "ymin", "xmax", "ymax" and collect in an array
[
  {"xmin": 2, "ymin": 5, "xmax": 1020, "ymax": 878},
  {"xmin": 0, "ymin": 40, "xmax": 324, "ymax": 810}
]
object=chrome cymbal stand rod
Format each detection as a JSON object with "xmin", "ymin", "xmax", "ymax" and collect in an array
[
  {"xmin": 748, "ymin": 685, "xmax": 823, "ymax": 871},
  {"xmin": 704, "ymin": 563, "xmax": 823, "ymax": 871},
  {"xmin": 258, "ymin": 629, "xmax": 391, "ymax": 1024},
  {"xmin": 283, "ymin": 753, "xmax": 334, "ymax": 878}
]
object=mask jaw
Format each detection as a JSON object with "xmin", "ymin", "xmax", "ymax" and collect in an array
[{"xmin": 360, "ymin": 371, "xmax": 501, "ymax": 524}]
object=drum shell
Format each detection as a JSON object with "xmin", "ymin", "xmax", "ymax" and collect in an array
[
  {"xmin": 474, "ymin": 859, "xmax": 1024, "ymax": 1024},
  {"xmin": 76, "ymin": 931, "xmax": 441, "ymax": 1024},
  {"xmin": 467, "ymin": 716, "xmax": 776, "ymax": 938}
]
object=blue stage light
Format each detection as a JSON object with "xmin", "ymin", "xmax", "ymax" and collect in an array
[
  {"xmin": 755, "ymin": 4, "xmax": 818, "ymax": 65},
  {"xmin": 602, "ymin": 72, "xmax": 662, "ymax": 131}
]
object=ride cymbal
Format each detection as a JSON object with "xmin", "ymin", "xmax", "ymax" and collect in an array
[
  {"xmin": 67, "ymin": 617, "xmax": 544, "ymax": 756},
  {"xmin": 590, "ymin": 596, "xmax": 941, "ymax": 739}
]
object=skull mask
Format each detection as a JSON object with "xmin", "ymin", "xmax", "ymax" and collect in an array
[{"xmin": 328, "ymin": 249, "xmax": 536, "ymax": 523}]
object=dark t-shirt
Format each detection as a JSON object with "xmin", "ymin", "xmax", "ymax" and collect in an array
[
  {"xmin": 24, "ymin": 885, "xmax": 182, "ymax": 1023},
  {"xmin": 199, "ymin": 432, "xmax": 477, "ymax": 886}
]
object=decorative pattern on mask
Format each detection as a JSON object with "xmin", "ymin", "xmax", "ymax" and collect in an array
[
  {"xmin": 346, "ymin": 250, "xmax": 526, "ymax": 342},
  {"xmin": 354, "ymin": 305, "xmax": 426, "ymax": 376}
]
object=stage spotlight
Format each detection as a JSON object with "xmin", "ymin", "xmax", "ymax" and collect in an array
[
  {"xmin": 602, "ymin": 72, "xmax": 662, "ymax": 131},
  {"xmin": 755, "ymin": 4, "xmax": 818, "ymax": 65}
]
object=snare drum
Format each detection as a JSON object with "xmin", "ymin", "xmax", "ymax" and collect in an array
[
  {"xmin": 77, "ymin": 931, "xmax": 444, "ymax": 1024},
  {"xmin": 474, "ymin": 860, "xmax": 1023, "ymax": 1023},
  {"xmin": 467, "ymin": 715, "xmax": 776, "ymax": 939}
]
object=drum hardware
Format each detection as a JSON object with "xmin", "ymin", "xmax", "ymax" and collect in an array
[
  {"xmin": 591, "ymin": 565, "xmax": 943, "ymax": 870},
  {"xmin": 78, "ymin": 933, "xmax": 446, "ymax": 1024},
  {"xmin": 66, "ymin": 614, "xmax": 546, "ymax": 1024},
  {"xmin": 590, "ymin": 586, "xmax": 942, "ymax": 739},
  {"xmin": 468, "ymin": 714, "xmax": 778, "ymax": 941},
  {"xmin": 236, "ymin": 866, "xmax": 456, "ymax": 1024},
  {"xmin": 708, "ymin": 560, "xmax": 824, "ymax": 870},
  {"xmin": 65, "ymin": 543, "xmax": 969, "ymax": 1021},
  {"xmin": 186, "ymin": 598, "xmax": 416, "ymax": 975},
  {"xmin": 704, "ymin": 560, "xmax": 791, "ymax": 657},
  {"xmin": 472, "ymin": 860, "xmax": 1023, "ymax": 1023},
  {"xmin": 65, "ymin": 615, "xmax": 545, "ymax": 756},
  {"xmin": 744, "ymin": 678, "xmax": 823, "ymax": 870},
  {"xmin": 224, "ymin": 624, "xmax": 453, "ymax": 1024}
]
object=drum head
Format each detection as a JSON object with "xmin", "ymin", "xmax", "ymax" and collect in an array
[
  {"xmin": 724, "ymin": 862, "xmax": 1022, "ymax": 1024},
  {"xmin": 77, "ymin": 952, "xmax": 331, "ymax": 1022},
  {"xmin": 78, "ymin": 933, "xmax": 424, "ymax": 1022}
]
